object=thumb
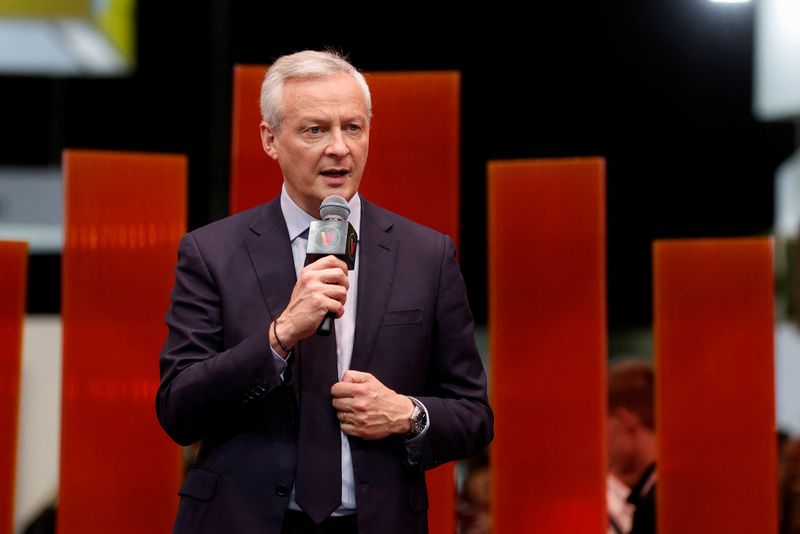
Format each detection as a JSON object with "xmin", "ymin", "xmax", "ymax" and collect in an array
[{"xmin": 342, "ymin": 370, "xmax": 373, "ymax": 383}]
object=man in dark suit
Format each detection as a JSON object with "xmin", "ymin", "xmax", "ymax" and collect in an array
[{"xmin": 156, "ymin": 50, "xmax": 493, "ymax": 534}]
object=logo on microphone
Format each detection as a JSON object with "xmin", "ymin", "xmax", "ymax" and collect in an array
[
  {"xmin": 314, "ymin": 225, "xmax": 341, "ymax": 250},
  {"xmin": 347, "ymin": 232, "xmax": 357, "ymax": 261}
]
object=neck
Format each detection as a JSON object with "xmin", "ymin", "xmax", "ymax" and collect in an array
[{"xmin": 614, "ymin": 430, "xmax": 656, "ymax": 488}]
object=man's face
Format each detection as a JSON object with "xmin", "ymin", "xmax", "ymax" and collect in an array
[{"xmin": 260, "ymin": 72, "xmax": 369, "ymax": 216}]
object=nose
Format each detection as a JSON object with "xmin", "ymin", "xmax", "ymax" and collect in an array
[{"xmin": 325, "ymin": 128, "xmax": 350, "ymax": 158}]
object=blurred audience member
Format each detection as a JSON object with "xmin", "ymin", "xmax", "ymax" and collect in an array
[
  {"xmin": 607, "ymin": 471, "xmax": 633, "ymax": 534},
  {"xmin": 607, "ymin": 359, "xmax": 656, "ymax": 534},
  {"xmin": 780, "ymin": 436, "xmax": 800, "ymax": 533},
  {"xmin": 457, "ymin": 451, "xmax": 491, "ymax": 534}
]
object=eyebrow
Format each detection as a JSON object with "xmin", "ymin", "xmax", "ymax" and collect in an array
[{"xmin": 296, "ymin": 114, "xmax": 367, "ymax": 125}]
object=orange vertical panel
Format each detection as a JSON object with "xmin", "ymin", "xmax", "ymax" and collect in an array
[
  {"xmin": 231, "ymin": 65, "xmax": 461, "ymax": 528},
  {"xmin": 488, "ymin": 158, "xmax": 607, "ymax": 533},
  {"xmin": 230, "ymin": 66, "xmax": 460, "ymax": 243},
  {"xmin": 359, "ymin": 71, "xmax": 460, "ymax": 244},
  {"xmin": 426, "ymin": 463, "xmax": 455, "ymax": 534},
  {"xmin": 230, "ymin": 64, "xmax": 274, "ymax": 214},
  {"xmin": 60, "ymin": 150, "xmax": 185, "ymax": 534},
  {"xmin": 654, "ymin": 238, "xmax": 776, "ymax": 534},
  {"xmin": 0, "ymin": 241, "xmax": 27, "ymax": 534}
]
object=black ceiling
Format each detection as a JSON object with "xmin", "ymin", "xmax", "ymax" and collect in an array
[{"xmin": 2, "ymin": 1, "xmax": 794, "ymax": 327}]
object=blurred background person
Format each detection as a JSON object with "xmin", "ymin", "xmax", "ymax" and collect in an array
[
  {"xmin": 780, "ymin": 435, "xmax": 800, "ymax": 533},
  {"xmin": 457, "ymin": 451, "xmax": 491, "ymax": 534},
  {"xmin": 607, "ymin": 359, "xmax": 656, "ymax": 534},
  {"xmin": 607, "ymin": 468, "xmax": 633, "ymax": 534}
]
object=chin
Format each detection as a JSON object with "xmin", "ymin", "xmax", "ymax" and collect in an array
[{"xmin": 324, "ymin": 185, "xmax": 357, "ymax": 200}]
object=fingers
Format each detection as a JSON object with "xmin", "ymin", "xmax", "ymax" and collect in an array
[
  {"xmin": 331, "ymin": 375, "xmax": 394, "ymax": 440},
  {"xmin": 340, "ymin": 370, "xmax": 374, "ymax": 384},
  {"xmin": 299, "ymin": 266, "xmax": 350, "ymax": 292},
  {"xmin": 331, "ymin": 385, "xmax": 364, "ymax": 406},
  {"xmin": 330, "ymin": 374, "xmax": 374, "ymax": 398},
  {"xmin": 309, "ymin": 254, "xmax": 348, "ymax": 270},
  {"xmin": 336, "ymin": 408, "xmax": 359, "ymax": 425},
  {"xmin": 305, "ymin": 255, "xmax": 349, "ymax": 278},
  {"xmin": 336, "ymin": 407, "xmax": 374, "ymax": 438},
  {"xmin": 280, "ymin": 256, "xmax": 351, "ymax": 341}
]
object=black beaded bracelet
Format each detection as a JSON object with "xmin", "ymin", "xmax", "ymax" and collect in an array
[{"xmin": 273, "ymin": 314, "xmax": 290, "ymax": 353}]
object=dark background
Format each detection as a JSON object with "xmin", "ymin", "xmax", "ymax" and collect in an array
[{"xmin": 2, "ymin": 1, "xmax": 795, "ymax": 329}]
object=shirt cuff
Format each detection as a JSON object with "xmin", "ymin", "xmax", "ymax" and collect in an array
[{"xmin": 270, "ymin": 346, "xmax": 289, "ymax": 382}]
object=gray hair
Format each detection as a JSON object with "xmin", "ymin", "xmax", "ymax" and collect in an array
[{"xmin": 260, "ymin": 50, "xmax": 372, "ymax": 133}]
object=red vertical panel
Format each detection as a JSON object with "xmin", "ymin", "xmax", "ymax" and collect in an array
[
  {"xmin": 59, "ymin": 150, "xmax": 185, "ymax": 534},
  {"xmin": 0, "ymin": 241, "xmax": 27, "ymax": 534},
  {"xmin": 488, "ymin": 158, "xmax": 607, "ymax": 533},
  {"xmin": 654, "ymin": 238, "xmax": 776, "ymax": 534},
  {"xmin": 367, "ymin": 72, "xmax": 460, "ymax": 529},
  {"xmin": 359, "ymin": 71, "xmax": 460, "ymax": 243},
  {"xmin": 230, "ymin": 64, "xmax": 276, "ymax": 214},
  {"xmin": 230, "ymin": 66, "xmax": 461, "ymax": 528},
  {"xmin": 426, "ymin": 463, "xmax": 455, "ymax": 534}
]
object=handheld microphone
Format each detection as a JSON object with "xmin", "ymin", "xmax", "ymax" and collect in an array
[{"xmin": 305, "ymin": 195, "xmax": 358, "ymax": 335}]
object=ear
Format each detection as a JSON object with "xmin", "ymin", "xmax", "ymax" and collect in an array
[{"xmin": 260, "ymin": 121, "xmax": 279, "ymax": 161}]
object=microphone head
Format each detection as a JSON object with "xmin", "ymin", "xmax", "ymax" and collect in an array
[{"xmin": 319, "ymin": 195, "xmax": 350, "ymax": 221}]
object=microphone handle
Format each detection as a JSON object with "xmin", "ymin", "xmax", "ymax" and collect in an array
[{"xmin": 317, "ymin": 311, "xmax": 335, "ymax": 336}]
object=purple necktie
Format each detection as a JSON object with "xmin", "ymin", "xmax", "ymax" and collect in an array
[{"xmin": 294, "ymin": 323, "xmax": 341, "ymax": 524}]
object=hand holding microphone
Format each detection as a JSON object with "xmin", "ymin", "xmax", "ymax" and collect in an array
[
  {"xmin": 271, "ymin": 196, "xmax": 358, "ymax": 353},
  {"xmin": 305, "ymin": 195, "xmax": 358, "ymax": 335}
]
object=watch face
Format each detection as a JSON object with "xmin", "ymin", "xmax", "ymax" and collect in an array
[{"xmin": 413, "ymin": 407, "xmax": 426, "ymax": 434}]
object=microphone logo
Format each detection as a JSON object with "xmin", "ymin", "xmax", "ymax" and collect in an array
[{"xmin": 314, "ymin": 225, "xmax": 342, "ymax": 250}]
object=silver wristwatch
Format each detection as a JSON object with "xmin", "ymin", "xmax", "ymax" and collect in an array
[{"xmin": 406, "ymin": 398, "xmax": 427, "ymax": 437}]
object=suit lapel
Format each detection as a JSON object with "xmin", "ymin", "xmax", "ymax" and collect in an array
[
  {"xmin": 244, "ymin": 199, "xmax": 296, "ymax": 321},
  {"xmin": 350, "ymin": 200, "xmax": 397, "ymax": 372}
]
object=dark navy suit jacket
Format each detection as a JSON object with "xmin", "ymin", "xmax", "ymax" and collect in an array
[{"xmin": 156, "ymin": 197, "xmax": 493, "ymax": 534}]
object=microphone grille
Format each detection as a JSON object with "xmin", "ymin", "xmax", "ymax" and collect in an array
[{"xmin": 319, "ymin": 195, "xmax": 351, "ymax": 221}]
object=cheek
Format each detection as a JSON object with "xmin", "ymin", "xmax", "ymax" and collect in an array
[
  {"xmin": 607, "ymin": 422, "xmax": 628, "ymax": 453},
  {"xmin": 358, "ymin": 140, "xmax": 369, "ymax": 161},
  {"xmin": 282, "ymin": 139, "xmax": 320, "ymax": 163}
]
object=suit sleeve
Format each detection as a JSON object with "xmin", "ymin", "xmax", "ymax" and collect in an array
[
  {"xmin": 156, "ymin": 233, "xmax": 285, "ymax": 446},
  {"xmin": 413, "ymin": 236, "xmax": 494, "ymax": 469}
]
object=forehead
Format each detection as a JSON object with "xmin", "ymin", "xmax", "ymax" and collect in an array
[{"xmin": 281, "ymin": 73, "xmax": 368, "ymax": 119}]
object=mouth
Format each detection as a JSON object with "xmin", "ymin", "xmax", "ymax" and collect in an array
[{"xmin": 320, "ymin": 168, "xmax": 350, "ymax": 179}]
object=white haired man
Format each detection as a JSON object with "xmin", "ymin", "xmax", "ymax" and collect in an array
[{"xmin": 157, "ymin": 50, "xmax": 493, "ymax": 534}]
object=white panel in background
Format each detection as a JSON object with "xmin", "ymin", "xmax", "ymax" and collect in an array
[
  {"xmin": 754, "ymin": 0, "xmax": 800, "ymax": 120},
  {"xmin": 0, "ymin": 18, "xmax": 129, "ymax": 76},
  {"xmin": 14, "ymin": 316, "xmax": 61, "ymax": 534},
  {"xmin": 0, "ymin": 167, "xmax": 63, "ymax": 254},
  {"xmin": 777, "ymin": 321, "xmax": 800, "ymax": 434},
  {"xmin": 775, "ymin": 149, "xmax": 800, "ymax": 238}
]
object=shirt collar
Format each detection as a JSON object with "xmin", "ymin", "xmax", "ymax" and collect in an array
[{"xmin": 280, "ymin": 185, "xmax": 362, "ymax": 241}]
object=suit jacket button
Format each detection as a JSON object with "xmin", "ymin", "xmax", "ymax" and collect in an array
[{"xmin": 275, "ymin": 483, "xmax": 290, "ymax": 497}]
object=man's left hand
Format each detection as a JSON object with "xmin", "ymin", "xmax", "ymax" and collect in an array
[{"xmin": 331, "ymin": 370, "xmax": 414, "ymax": 440}]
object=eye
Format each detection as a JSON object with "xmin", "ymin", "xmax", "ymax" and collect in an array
[
  {"xmin": 307, "ymin": 126, "xmax": 321, "ymax": 135},
  {"xmin": 346, "ymin": 123, "xmax": 361, "ymax": 133}
]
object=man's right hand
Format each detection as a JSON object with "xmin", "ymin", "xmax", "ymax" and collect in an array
[{"xmin": 270, "ymin": 255, "xmax": 349, "ymax": 356}]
